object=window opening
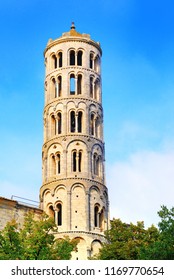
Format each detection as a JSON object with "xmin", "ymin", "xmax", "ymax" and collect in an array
[
  {"xmin": 78, "ymin": 151, "xmax": 82, "ymax": 172},
  {"xmin": 57, "ymin": 203, "xmax": 62, "ymax": 226},
  {"xmin": 90, "ymin": 77, "xmax": 93, "ymax": 98},
  {"xmin": 70, "ymin": 111, "xmax": 76, "ymax": 132},
  {"xmin": 77, "ymin": 111, "xmax": 82, "ymax": 133},
  {"xmin": 51, "ymin": 115, "xmax": 56, "ymax": 136},
  {"xmin": 90, "ymin": 53, "xmax": 93, "ymax": 69},
  {"xmin": 73, "ymin": 151, "xmax": 77, "ymax": 172},
  {"xmin": 57, "ymin": 76, "xmax": 62, "ymax": 97},
  {"xmin": 77, "ymin": 74, "xmax": 82, "ymax": 95},
  {"xmin": 57, "ymin": 153, "xmax": 61, "ymax": 174},
  {"xmin": 70, "ymin": 50, "xmax": 75, "ymax": 65},
  {"xmin": 52, "ymin": 55, "xmax": 57, "ymax": 69},
  {"xmin": 57, "ymin": 112, "xmax": 62, "ymax": 134},
  {"xmin": 90, "ymin": 114, "xmax": 95, "ymax": 135},
  {"xmin": 48, "ymin": 205, "xmax": 54, "ymax": 219},
  {"xmin": 58, "ymin": 52, "xmax": 62, "ymax": 67},
  {"xmin": 77, "ymin": 50, "xmax": 83, "ymax": 66},
  {"xmin": 94, "ymin": 206, "xmax": 99, "ymax": 227},
  {"xmin": 51, "ymin": 155, "xmax": 56, "ymax": 176},
  {"xmin": 94, "ymin": 153, "xmax": 100, "ymax": 175},
  {"xmin": 70, "ymin": 74, "xmax": 75, "ymax": 95}
]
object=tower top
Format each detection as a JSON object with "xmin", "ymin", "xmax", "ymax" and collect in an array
[{"xmin": 45, "ymin": 24, "xmax": 101, "ymax": 55}]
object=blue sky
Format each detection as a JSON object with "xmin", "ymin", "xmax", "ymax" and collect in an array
[{"xmin": 0, "ymin": 0, "xmax": 174, "ymax": 227}]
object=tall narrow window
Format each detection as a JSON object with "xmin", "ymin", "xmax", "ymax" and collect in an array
[
  {"xmin": 94, "ymin": 205, "xmax": 99, "ymax": 227},
  {"xmin": 70, "ymin": 50, "xmax": 75, "ymax": 65},
  {"xmin": 52, "ymin": 54, "xmax": 57, "ymax": 69},
  {"xmin": 51, "ymin": 155, "xmax": 56, "ymax": 176},
  {"xmin": 94, "ymin": 153, "xmax": 99, "ymax": 175},
  {"xmin": 90, "ymin": 53, "xmax": 93, "ymax": 69},
  {"xmin": 94, "ymin": 79, "xmax": 99, "ymax": 100},
  {"xmin": 51, "ymin": 115, "xmax": 56, "ymax": 136},
  {"xmin": 90, "ymin": 113, "xmax": 95, "ymax": 135},
  {"xmin": 73, "ymin": 151, "xmax": 77, "ymax": 172},
  {"xmin": 77, "ymin": 50, "xmax": 83, "ymax": 66},
  {"xmin": 99, "ymin": 208, "xmax": 104, "ymax": 229},
  {"xmin": 70, "ymin": 74, "xmax": 75, "ymax": 95},
  {"xmin": 58, "ymin": 52, "xmax": 63, "ymax": 67},
  {"xmin": 57, "ymin": 112, "xmax": 62, "ymax": 134},
  {"xmin": 70, "ymin": 111, "xmax": 75, "ymax": 132},
  {"xmin": 48, "ymin": 205, "xmax": 54, "ymax": 219},
  {"xmin": 77, "ymin": 74, "xmax": 82, "ymax": 95},
  {"xmin": 57, "ymin": 153, "xmax": 61, "ymax": 174},
  {"xmin": 95, "ymin": 117, "xmax": 100, "ymax": 138},
  {"xmin": 57, "ymin": 203, "xmax": 62, "ymax": 226},
  {"xmin": 96, "ymin": 156, "xmax": 99, "ymax": 175},
  {"xmin": 77, "ymin": 111, "xmax": 82, "ymax": 133},
  {"xmin": 57, "ymin": 76, "xmax": 62, "ymax": 97},
  {"xmin": 90, "ymin": 77, "xmax": 93, "ymax": 98},
  {"xmin": 51, "ymin": 78, "xmax": 56, "ymax": 98},
  {"xmin": 94, "ymin": 55, "xmax": 100, "ymax": 72},
  {"xmin": 78, "ymin": 151, "xmax": 82, "ymax": 172}
]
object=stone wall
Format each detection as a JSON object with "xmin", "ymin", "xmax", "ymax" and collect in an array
[{"xmin": 0, "ymin": 196, "xmax": 43, "ymax": 231}]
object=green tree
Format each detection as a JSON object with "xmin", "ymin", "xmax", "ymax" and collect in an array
[
  {"xmin": 140, "ymin": 206, "xmax": 174, "ymax": 259},
  {"xmin": 0, "ymin": 212, "xmax": 77, "ymax": 260},
  {"xmin": 96, "ymin": 218, "xmax": 159, "ymax": 260}
]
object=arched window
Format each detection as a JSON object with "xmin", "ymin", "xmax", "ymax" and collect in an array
[
  {"xmin": 94, "ymin": 153, "xmax": 99, "ymax": 175},
  {"xmin": 90, "ymin": 113, "xmax": 95, "ymax": 136},
  {"xmin": 77, "ymin": 50, "xmax": 83, "ymax": 66},
  {"xmin": 73, "ymin": 151, "xmax": 77, "ymax": 172},
  {"xmin": 70, "ymin": 111, "xmax": 76, "ymax": 132},
  {"xmin": 70, "ymin": 50, "xmax": 75, "ymax": 65},
  {"xmin": 51, "ymin": 78, "xmax": 56, "ymax": 98},
  {"xmin": 77, "ymin": 111, "xmax": 82, "ymax": 133},
  {"xmin": 78, "ymin": 151, "xmax": 82, "ymax": 172},
  {"xmin": 95, "ymin": 117, "xmax": 100, "ymax": 138},
  {"xmin": 94, "ymin": 205, "xmax": 99, "ymax": 227},
  {"xmin": 50, "ymin": 155, "xmax": 56, "ymax": 176},
  {"xmin": 90, "ymin": 77, "xmax": 94, "ymax": 98},
  {"xmin": 58, "ymin": 52, "xmax": 63, "ymax": 67},
  {"xmin": 77, "ymin": 74, "xmax": 82, "ymax": 95},
  {"xmin": 94, "ymin": 55, "xmax": 100, "ymax": 72},
  {"xmin": 57, "ymin": 203, "xmax": 62, "ymax": 226},
  {"xmin": 52, "ymin": 54, "xmax": 57, "ymax": 69},
  {"xmin": 90, "ymin": 53, "xmax": 94, "ymax": 69},
  {"xmin": 57, "ymin": 153, "xmax": 61, "ymax": 174},
  {"xmin": 57, "ymin": 76, "xmax": 62, "ymax": 97},
  {"xmin": 48, "ymin": 205, "xmax": 54, "ymax": 219},
  {"xmin": 70, "ymin": 74, "xmax": 75, "ymax": 95},
  {"xmin": 57, "ymin": 112, "xmax": 62, "ymax": 134},
  {"xmin": 51, "ymin": 115, "xmax": 56, "ymax": 136},
  {"xmin": 99, "ymin": 208, "xmax": 104, "ymax": 229},
  {"xmin": 72, "ymin": 150, "xmax": 82, "ymax": 172},
  {"xmin": 94, "ymin": 79, "xmax": 100, "ymax": 100}
]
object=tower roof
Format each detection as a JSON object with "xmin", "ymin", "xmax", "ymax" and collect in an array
[
  {"xmin": 61, "ymin": 22, "xmax": 90, "ymax": 39},
  {"xmin": 45, "ymin": 23, "xmax": 101, "ymax": 55}
]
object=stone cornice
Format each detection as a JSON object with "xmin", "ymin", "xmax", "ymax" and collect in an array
[
  {"xmin": 44, "ymin": 96, "xmax": 102, "ymax": 112},
  {"xmin": 44, "ymin": 37, "xmax": 102, "ymax": 56},
  {"xmin": 40, "ymin": 176, "xmax": 107, "ymax": 191}
]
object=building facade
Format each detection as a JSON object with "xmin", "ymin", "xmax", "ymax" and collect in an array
[{"xmin": 40, "ymin": 24, "xmax": 110, "ymax": 259}]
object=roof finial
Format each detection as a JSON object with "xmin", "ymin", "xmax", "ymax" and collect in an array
[{"xmin": 71, "ymin": 22, "xmax": 75, "ymax": 30}]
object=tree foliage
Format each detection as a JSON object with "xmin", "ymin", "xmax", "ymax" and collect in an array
[
  {"xmin": 97, "ymin": 218, "xmax": 159, "ymax": 260},
  {"xmin": 140, "ymin": 205, "xmax": 174, "ymax": 259},
  {"xmin": 0, "ymin": 212, "xmax": 77, "ymax": 260},
  {"xmin": 96, "ymin": 205, "xmax": 174, "ymax": 260}
]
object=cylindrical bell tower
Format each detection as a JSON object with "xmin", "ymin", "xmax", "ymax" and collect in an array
[{"xmin": 40, "ymin": 24, "xmax": 110, "ymax": 259}]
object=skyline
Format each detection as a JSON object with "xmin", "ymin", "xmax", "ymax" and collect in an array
[{"xmin": 0, "ymin": 0, "xmax": 174, "ymax": 227}]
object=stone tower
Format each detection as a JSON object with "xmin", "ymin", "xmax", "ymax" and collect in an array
[{"xmin": 40, "ymin": 24, "xmax": 110, "ymax": 259}]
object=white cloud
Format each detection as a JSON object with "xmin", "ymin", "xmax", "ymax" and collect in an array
[{"xmin": 106, "ymin": 148, "xmax": 174, "ymax": 227}]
